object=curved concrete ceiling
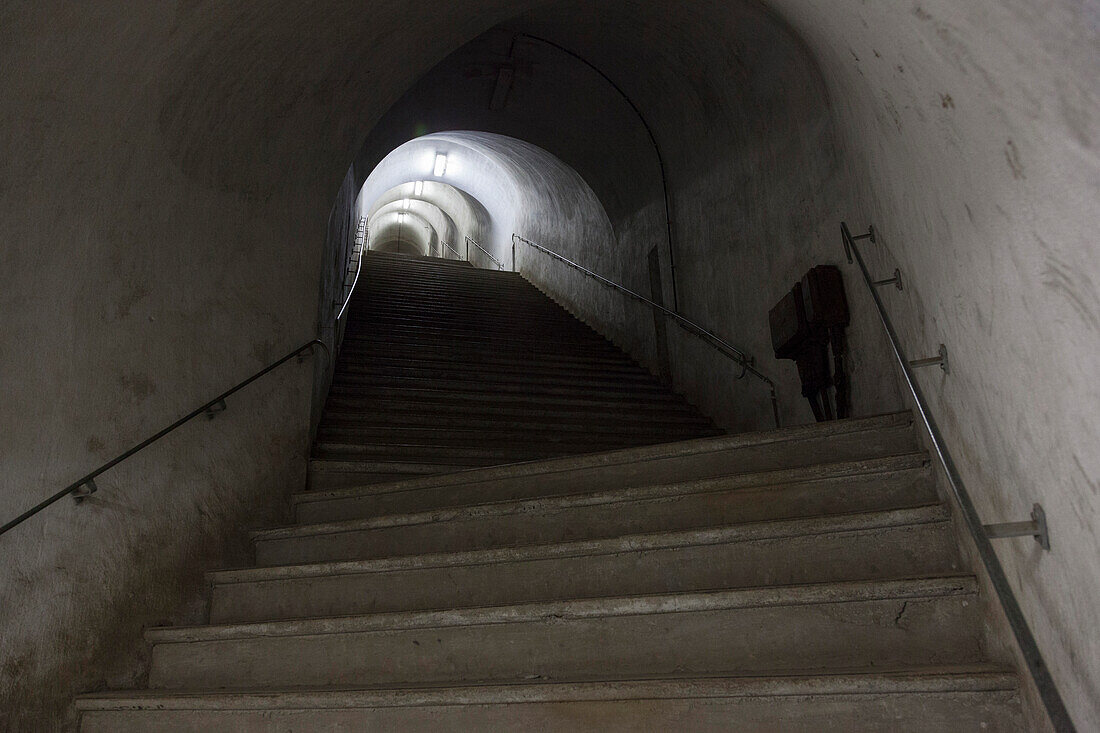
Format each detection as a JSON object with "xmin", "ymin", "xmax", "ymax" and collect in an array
[
  {"xmin": 368, "ymin": 209, "xmax": 437, "ymax": 257},
  {"xmin": 371, "ymin": 197, "xmax": 459, "ymax": 252},
  {"xmin": 356, "ymin": 131, "xmax": 615, "ymax": 271}
]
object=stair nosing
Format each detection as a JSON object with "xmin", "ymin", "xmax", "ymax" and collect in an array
[
  {"xmin": 74, "ymin": 666, "xmax": 1018, "ymax": 710},
  {"xmin": 269, "ymin": 457, "xmax": 933, "ymax": 542},
  {"xmin": 300, "ymin": 412, "xmax": 916, "ymax": 498},
  {"xmin": 296, "ymin": 451, "xmax": 928, "ymax": 511},
  {"xmin": 145, "ymin": 575, "xmax": 978, "ymax": 644},
  {"xmin": 214, "ymin": 504, "xmax": 949, "ymax": 585}
]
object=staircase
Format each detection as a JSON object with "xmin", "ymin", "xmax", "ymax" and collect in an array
[
  {"xmin": 310, "ymin": 251, "xmax": 721, "ymax": 489},
  {"xmin": 77, "ymin": 253, "xmax": 1024, "ymax": 731}
]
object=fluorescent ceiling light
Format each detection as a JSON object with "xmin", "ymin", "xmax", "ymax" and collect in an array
[
  {"xmin": 433, "ymin": 153, "xmax": 447, "ymax": 177},
  {"xmin": 402, "ymin": 198, "xmax": 410, "ymax": 210},
  {"xmin": 414, "ymin": 181, "xmax": 424, "ymax": 196}
]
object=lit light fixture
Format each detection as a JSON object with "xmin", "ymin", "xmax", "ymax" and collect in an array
[
  {"xmin": 402, "ymin": 198, "xmax": 410, "ymax": 210},
  {"xmin": 398, "ymin": 212, "xmax": 407, "ymax": 221},
  {"xmin": 433, "ymin": 153, "xmax": 448, "ymax": 177},
  {"xmin": 413, "ymin": 181, "xmax": 424, "ymax": 196}
]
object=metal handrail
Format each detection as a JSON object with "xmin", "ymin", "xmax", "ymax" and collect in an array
[
  {"xmin": 337, "ymin": 218, "xmax": 367, "ymax": 321},
  {"xmin": 0, "ymin": 339, "xmax": 329, "ymax": 538},
  {"xmin": 466, "ymin": 236, "xmax": 505, "ymax": 270},
  {"xmin": 512, "ymin": 233, "xmax": 779, "ymax": 427},
  {"xmin": 841, "ymin": 222, "xmax": 1074, "ymax": 732},
  {"xmin": 441, "ymin": 240, "xmax": 462, "ymax": 260}
]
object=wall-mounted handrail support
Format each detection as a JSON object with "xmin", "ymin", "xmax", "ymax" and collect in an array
[
  {"xmin": 842, "ymin": 223, "xmax": 875, "ymax": 264},
  {"xmin": 840, "ymin": 221, "xmax": 1072, "ymax": 731},
  {"xmin": 512, "ymin": 233, "xmax": 780, "ymax": 428},
  {"xmin": 909, "ymin": 344, "xmax": 949, "ymax": 374},
  {"xmin": 985, "ymin": 503, "xmax": 1051, "ymax": 551},
  {"xmin": 72, "ymin": 479, "xmax": 98, "ymax": 504},
  {"xmin": 204, "ymin": 398, "xmax": 228, "ymax": 419},
  {"xmin": 872, "ymin": 269, "xmax": 904, "ymax": 291},
  {"xmin": 0, "ymin": 339, "xmax": 330, "ymax": 539}
]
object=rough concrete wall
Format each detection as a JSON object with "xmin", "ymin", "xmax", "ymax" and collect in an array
[
  {"xmin": 768, "ymin": 2, "xmax": 1100, "ymax": 728},
  {"xmin": 0, "ymin": 1, "xmax": 528, "ymax": 727}
]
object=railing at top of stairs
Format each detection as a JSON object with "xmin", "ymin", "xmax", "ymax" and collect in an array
[
  {"xmin": 466, "ymin": 236, "xmax": 506, "ymax": 271},
  {"xmin": 511, "ymin": 233, "xmax": 780, "ymax": 428},
  {"xmin": 841, "ymin": 221, "xmax": 1073, "ymax": 732}
]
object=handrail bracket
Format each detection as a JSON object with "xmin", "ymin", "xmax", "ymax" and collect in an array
[
  {"xmin": 72, "ymin": 479, "xmax": 98, "ymax": 504},
  {"xmin": 985, "ymin": 503, "xmax": 1051, "ymax": 551},
  {"xmin": 204, "ymin": 398, "xmax": 228, "ymax": 419}
]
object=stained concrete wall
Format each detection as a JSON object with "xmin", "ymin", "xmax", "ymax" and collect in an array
[{"xmin": 1, "ymin": 0, "xmax": 1097, "ymax": 729}]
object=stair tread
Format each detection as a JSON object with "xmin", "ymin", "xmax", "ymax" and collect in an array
[
  {"xmin": 76, "ymin": 665, "xmax": 1018, "ymax": 710},
  {"xmin": 270, "ymin": 457, "xmax": 933, "ymax": 541},
  {"xmin": 217, "ymin": 504, "xmax": 949, "ymax": 584},
  {"xmin": 294, "ymin": 445, "xmax": 926, "ymax": 509},
  {"xmin": 145, "ymin": 575, "xmax": 978, "ymax": 643}
]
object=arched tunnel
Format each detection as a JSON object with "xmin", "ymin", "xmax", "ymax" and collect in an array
[{"xmin": 1, "ymin": 2, "xmax": 1097, "ymax": 729}]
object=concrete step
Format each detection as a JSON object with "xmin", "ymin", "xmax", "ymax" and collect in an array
[
  {"xmin": 295, "ymin": 452, "xmax": 931, "ymax": 527},
  {"xmin": 343, "ymin": 316, "xmax": 599, "ymax": 336},
  {"xmin": 77, "ymin": 668, "xmax": 1023, "ymax": 732},
  {"xmin": 359, "ymin": 266, "xmax": 538, "ymax": 282},
  {"xmin": 361, "ymin": 264, "xmax": 525, "ymax": 281},
  {"xmin": 313, "ymin": 430, "xmax": 700, "ymax": 454},
  {"xmin": 143, "ymin": 576, "xmax": 983, "ymax": 690},
  {"xmin": 263, "ymin": 458, "xmax": 935, "ymax": 565},
  {"xmin": 352, "ymin": 304, "xmax": 586, "ymax": 322},
  {"xmin": 334, "ymin": 338, "xmax": 638, "ymax": 367},
  {"xmin": 294, "ymin": 414, "xmax": 920, "ymax": 521},
  {"xmin": 330, "ymin": 369, "xmax": 668, "ymax": 393},
  {"xmin": 319, "ymin": 398, "xmax": 711, "ymax": 426},
  {"xmin": 335, "ymin": 355, "xmax": 655, "ymax": 379},
  {"xmin": 306, "ymin": 458, "xmax": 472, "ymax": 491},
  {"xmin": 338, "ymin": 332, "xmax": 624, "ymax": 356},
  {"xmin": 336, "ymin": 340, "xmax": 640, "ymax": 367},
  {"xmin": 315, "ymin": 424, "xmax": 717, "ymax": 449},
  {"xmin": 326, "ymin": 381, "xmax": 685, "ymax": 404},
  {"xmin": 210, "ymin": 505, "xmax": 958, "ymax": 623},
  {"xmin": 333, "ymin": 360, "xmax": 651, "ymax": 386},
  {"xmin": 305, "ymin": 449, "xmax": 514, "ymax": 471},
  {"xmin": 323, "ymin": 387, "xmax": 700, "ymax": 412},
  {"xmin": 349, "ymin": 299, "xmax": 581, "ymax": 317},
  {"xmin": 349, "ymin": 297, "xmax": 570, "ymax": 319},
  {"xmin": 353, "ymin": 287, "xmax": 555, "ymax": 307},
  {"xmin": 318, "ymin": 411, "xmax": 715, "ymax": 435},
  {"xmin": 309, "ymin": 439, "xmax": 675, "ymax": 465},
  {"xmin": 361, "ymin": 260, "xmax": 523, "ymax": 277}
]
